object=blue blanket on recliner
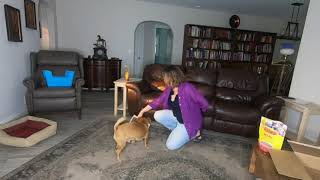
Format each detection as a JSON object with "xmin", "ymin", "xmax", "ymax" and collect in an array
[{"xmin": 42, "ymin": 70, "xmax": 75, "ymax": 87}]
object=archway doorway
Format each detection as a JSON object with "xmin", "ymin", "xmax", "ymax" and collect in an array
[{"xmin": 133, "ymin": 21, "xmax": 173, "ymax": 78}]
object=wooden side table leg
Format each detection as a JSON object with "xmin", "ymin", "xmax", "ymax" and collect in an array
[
  {"xmin": 282, "ymin": 106, "xmax": 289, "ymax": 125},
  {"xmin": 297, "ymin": 110, "xmax": 310, "ymax": 142},
  {"xmin": 114, "ymin": 86, "xmax": 118, "ymax": 116},
  {"xmin": 123, "ymin": 86, "xmax": 127, "ymax": 117}
]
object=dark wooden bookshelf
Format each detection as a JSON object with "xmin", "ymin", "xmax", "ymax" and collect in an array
[{"xmin": 182, "ymin": 24, "xmax": 277, "ymax": 69}]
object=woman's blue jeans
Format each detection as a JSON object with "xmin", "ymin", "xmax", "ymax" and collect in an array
[{"xmin": 154, "ymin": 109, "xmax": 190, "ymax": 150}]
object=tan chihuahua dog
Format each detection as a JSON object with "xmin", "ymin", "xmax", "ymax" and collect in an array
[{"xmin": 113, "ymin": 116, "xmax": 151, "ymax": 161}]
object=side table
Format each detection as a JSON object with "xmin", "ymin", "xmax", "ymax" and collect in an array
[
  {"xmin": 114, "ymin": 78, "xmax": 141, "ymax": 117},
  {"xmin": 278, "ymin": 97, "xmax": 320, "ymax": 144}
]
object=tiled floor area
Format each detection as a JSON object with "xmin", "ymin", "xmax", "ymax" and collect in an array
[{"xmin": 0, "ymin": 91, "xmax": 120, "ymax": 178}]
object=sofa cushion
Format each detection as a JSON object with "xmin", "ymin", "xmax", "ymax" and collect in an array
[
  {"xmin": 215, "ymin": 100, "xmax": 260, "ymax": 125},
  {"xmin": 217, "ymin": 68, "xmax": 258, "ymax": 91},
  {"xmin": 33, "ymin": 88, "xmax": 75, "ymax": 98},
  {"xmin": 215, "ymin": 87, "xmax": 256, "ymax": 104}
]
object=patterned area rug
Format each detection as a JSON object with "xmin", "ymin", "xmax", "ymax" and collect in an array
[{"xmin": 4, "ymin": 118, "xmax": 254, "ymax": 180}]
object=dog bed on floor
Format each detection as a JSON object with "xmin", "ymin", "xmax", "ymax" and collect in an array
[{"xmin": 0, "ymin": 116, "xmax": 57, "ymax": 147}]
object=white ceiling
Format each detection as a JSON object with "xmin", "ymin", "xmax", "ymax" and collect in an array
[{"xmin": 136, "ymin": 0, "xmax": 309, "ymax": 18}]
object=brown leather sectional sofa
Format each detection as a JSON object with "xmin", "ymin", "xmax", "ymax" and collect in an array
[{"xmin": 127, "ymin": 64, "xmax": 284, "ymax": 137}]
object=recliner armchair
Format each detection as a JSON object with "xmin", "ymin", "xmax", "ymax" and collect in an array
[{"xmin": 23, "ymin": 50, "xmax": 85, "ymax": 119}]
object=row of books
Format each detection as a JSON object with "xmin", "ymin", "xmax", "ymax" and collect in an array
[
  {"xmin": 185, "ymin": 50, "xmax": 271, "ymax": 63},
  {"xmin": 260, "ymin": 36, "xmax": 273, "ymax": 43},
  {"xmin": 235, "ymin": 33, "xmax": 256, "ymax": 42},
  {"xmin": 256, "ymin": 44, "xmax": 273, "ymax": 53},
  {"xmin": 190, "ymin": 39, "xmax": 232, "ymax": 50},
  {"xmin": 185, "ymin": 61, "xmax": 210, "ymax": 69},
  {"xmin": 234, "ymin": 43, "xmax": 273, "ymax": 53},
  {"xmin": 215, "ymin": 29, "xmax": 232, "ymax": 40},
  {"xmin": 255, "ymin": 54, "xmax": 271, "ymax": 63},
  {"xmin": 233, "ymin": 52, "xmax": 252, "ymax": 62},
  {"xmin": 188, "ymin": 26, "xmax": 212, "ymax": 38},
  {"xmin": 187, "ymin": 26, "xmax": 232, "ymax": 40},
  {"xmin": 234, "ymin": 43, "xmax": 255, "ymax": 52},
  {"xmin": 187, "ymin": 25, "xmax": 274, "ymax": 43},
  {"xmin": 186, "ymin": 49, "xmax": 232, "ymax": 60}
]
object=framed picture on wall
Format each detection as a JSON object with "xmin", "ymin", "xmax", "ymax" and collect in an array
[
  {"xmin": 4, "ymin": 5, "xmax": 23, "ymax": 42},
  {"xmin": 24, "ymin": 0, "xmax": 37, "ymax": 29}
]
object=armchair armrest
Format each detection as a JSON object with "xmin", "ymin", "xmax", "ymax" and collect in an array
[
  {"xmin": 126, "ymin": 80, "xmax": 153, "ymax": 115},
  {"xmin": 23, "ymin": 77, "xmax": 35, "ymax": 90},
  {"xmin": 75, "ymin": 78, "xmax": 85, "ymax": 91},
  {"xmin": 254, "ymin": 96, "xmax": 285, "ymax": 120}
]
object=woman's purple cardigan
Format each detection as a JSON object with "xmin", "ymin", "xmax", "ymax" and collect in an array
[{"xmin": 149, "ymin": 82, "xmax": 209, "ymax": 139}]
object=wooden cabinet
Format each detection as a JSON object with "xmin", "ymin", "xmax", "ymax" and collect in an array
[{"xmin": 83, "ymin": 58, "xmax": 121, "ymax": 91}]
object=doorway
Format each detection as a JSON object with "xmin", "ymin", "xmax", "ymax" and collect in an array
[{"xmin": 133, "ymin": 21, "xmax": 173, "ymax": 78}]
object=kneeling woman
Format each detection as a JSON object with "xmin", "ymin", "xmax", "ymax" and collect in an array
[{"xmin": 137, "ymin": 66, "xmax": 209, "ymax": 150}]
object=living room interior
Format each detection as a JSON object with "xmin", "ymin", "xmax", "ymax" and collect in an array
[{"xmin": 1, "ymin": 0, "xmax": 320, "ymax": 179}]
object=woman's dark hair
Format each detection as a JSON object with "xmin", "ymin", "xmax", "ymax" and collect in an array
[{"xmin": 163, "ymin": 65, "xmax": 185, "ymax": 87}]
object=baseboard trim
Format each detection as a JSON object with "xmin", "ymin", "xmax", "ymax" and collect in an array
[{"xmin": 0, "ymin": 111, "xmax": 28, "ymax": 124}]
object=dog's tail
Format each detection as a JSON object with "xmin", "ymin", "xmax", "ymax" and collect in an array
[{"xmin": 114, "ymin": 117, "xmax": 127, "ymax": 132}]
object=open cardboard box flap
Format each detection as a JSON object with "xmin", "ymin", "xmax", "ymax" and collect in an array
[{"xmin": 270, "ymin": 140, "xmax": 320, "ymax": 180}]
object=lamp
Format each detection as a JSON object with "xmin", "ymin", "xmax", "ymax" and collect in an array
[
  {"xmin": 280, "ymin": 43, "xmax": 295, "ymax": 61},
  {"xmin": 271, "ymin": 43, "xmax": 295, "ymax": 96},
  {"xmin": 277, "ymin": 1, "xmax": 304, "ymax": 41}
]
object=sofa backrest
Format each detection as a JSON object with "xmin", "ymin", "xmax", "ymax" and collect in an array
[
  {"xmin": 185, "ymin": 68, "xmax": 217, "ymax": 101},
  {"xmin": 216, "ymin": 68, "xmax": 268, "ymax": 104},
  {"xmin": 31, "ymin": 50, "xmax": 83, "ymax": 88},
  {"xmin": 141, "ymin": 64, "xmax": 269, "ymax": 104}
]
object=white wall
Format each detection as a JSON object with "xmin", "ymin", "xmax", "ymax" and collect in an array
[
  {"xmin": 290, "ymin": 0, "xmax": 320, "ymax": 104},
  {"xmin": 0, "ymin": 0, "xmax": 40, "ymax": 123},
  {"xmin": 287, "ymin": 0, "xmax": 320, "ymax": 142},
  {"xmin": 55, "ymin": 0, "xmax": 287, "ymax": 73}
]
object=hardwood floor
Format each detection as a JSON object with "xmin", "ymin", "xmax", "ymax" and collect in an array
[{"xmin": 0, "ymin": 91, "xmax": 119, "ymax": 177}]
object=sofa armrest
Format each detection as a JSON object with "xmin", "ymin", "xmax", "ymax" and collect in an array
[
  {"xmin": 126, "ymin": 80, "xmax": 153, "ymax": 116},
  {"xmin": 75, "ymin": 78, "xmax": 85, "ymax": 91},
  {"xmin": 23, "ymin": 77, "xmax": 35, "ymax": 90},
  {"xmin": 254, "ymin": 96, "xmax": 285, "ymax": 120}
]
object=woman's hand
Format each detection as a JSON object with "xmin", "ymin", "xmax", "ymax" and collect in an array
[
  {"xmin": 137, "ymin": 105, "xmax": 152, "ymax": 118},
  {"xmin": 137, "ymin": 110, "xmax": 144, "ymax": 118}
]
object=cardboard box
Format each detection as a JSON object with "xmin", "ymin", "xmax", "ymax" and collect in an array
[{"xmin": 270, "ymin": 140, "xmax": 320, "ymax": 180}]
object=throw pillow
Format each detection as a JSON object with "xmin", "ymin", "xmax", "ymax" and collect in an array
[{"xmin": 42, "ymin": 70, "xmax": 75, "ymax": 87}]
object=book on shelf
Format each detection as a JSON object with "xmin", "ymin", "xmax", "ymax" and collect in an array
[
  {"xmin": 192, "ymin": 39, "xmax": 199, "ymax": 48},
  {"xmin": 188, "ymin": 26, "xmax": 212, "ymax": 38},
  {"xmin": 233, "ymin": 52, "xmax": 251, "ymax": 62},
  {"xmin": 255, "ymin": 44, "xmax": 272, "ymax": 53},
  {"xmin": 210, "ymin": 41, "xmax": 231, "ymax": 50},
  {"xmin": 260, "ymin": 35, "xmax": 273, "ymax": 43},
  {"xmin": 199, "ymin": 39, "xmax": 211, "ymax": 49},
  {"xmin": 255, "ymin": 54, "xmax": 270, "ymax": 63},
  {"xmin": 215, "ymin": 29, "xmax": 231, "ymax": 40}
]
